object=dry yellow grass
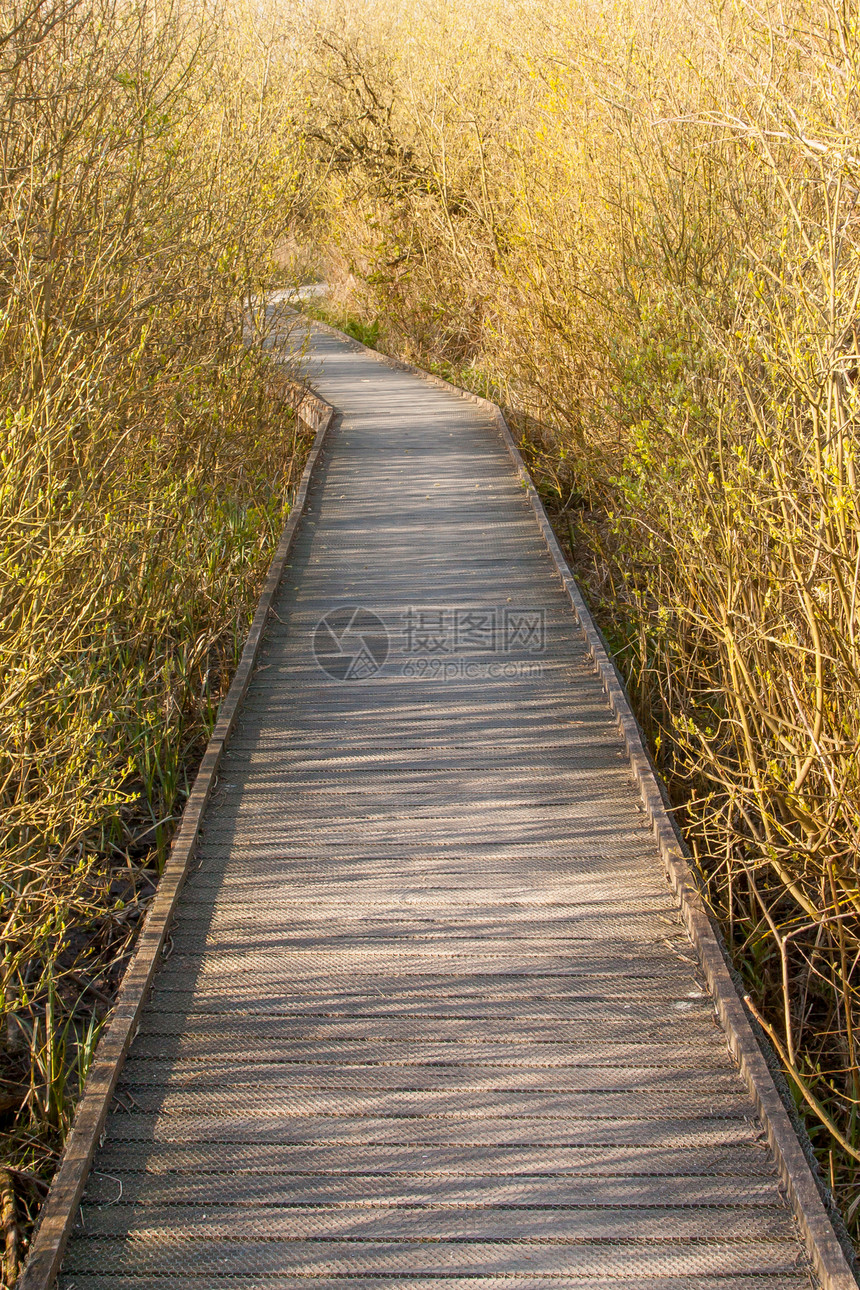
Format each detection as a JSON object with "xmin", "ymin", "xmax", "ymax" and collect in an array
[{"xmin": 0, "ymin": 0, "xmax": 314, "ymax": 1267}]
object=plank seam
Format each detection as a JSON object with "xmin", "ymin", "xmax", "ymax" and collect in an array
[
  {"xmin": 300, "ymin": 315, "xmax": 858, "ymax": 1290},
  {"xmin": 17, "ymin": 376, "xmax": 336, "ymax": 1290}
]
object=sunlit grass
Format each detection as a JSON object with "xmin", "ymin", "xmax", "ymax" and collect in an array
[{"xmin": 0, "ymin": 0, "xmax": 313, "ymax": 1269}]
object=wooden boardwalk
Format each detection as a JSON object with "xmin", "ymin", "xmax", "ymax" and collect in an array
[{"xmin": 55, "ymin": 321, "xmax": 833, "ymax": 1287}]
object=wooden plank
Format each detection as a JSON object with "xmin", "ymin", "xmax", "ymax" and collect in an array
[{"xmin": 25, "ymin": 314, "xmax": 856, "ymax": 1290}]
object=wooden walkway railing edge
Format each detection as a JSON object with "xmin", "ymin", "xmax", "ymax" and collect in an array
[
  {"xmin": 302, "ymin": 313, "xmax": 859, "ymax": 1290},
  {"xmin": 18, "ymin": 303, "xmax": 858, "ymax": 1289},
  {"xmin": 16, "ymin": 379, "xmax": 336, "ymax": 1290}
]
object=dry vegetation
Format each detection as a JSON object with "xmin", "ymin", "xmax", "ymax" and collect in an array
[
  {"xmin": 0, "ymin": 0, "xmax": 313, "ymax": 1274},
  {"xmin": 297, "ymin": 0, "xmax": 860, "ymax": 1242},
  {"xmin": 5, "ymin": 0, "xmax": 860, "ymax": 1269}
]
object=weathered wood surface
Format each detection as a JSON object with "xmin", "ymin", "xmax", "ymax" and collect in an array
[{"xmin": 46, "ymin": 317, "xmax": 854, "ymax": 1288}]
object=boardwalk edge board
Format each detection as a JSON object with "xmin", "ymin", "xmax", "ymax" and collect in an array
[
  {"xmin": 17, "ymin": 378, "xmax": 336, "ymax": 1290},
  {"xmin": 302, "ymin": 314, "xmax": 858, "ymax": 1290}
]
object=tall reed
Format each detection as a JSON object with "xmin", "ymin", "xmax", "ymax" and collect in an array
[{"xmin": 0, "ymin": 0, "xmax": 312, "ymax": 1263}]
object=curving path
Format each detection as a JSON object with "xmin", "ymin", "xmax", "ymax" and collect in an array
[{"xmin": 58, "ymin": 318, "xmax": 821, "ymax": 1288}]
